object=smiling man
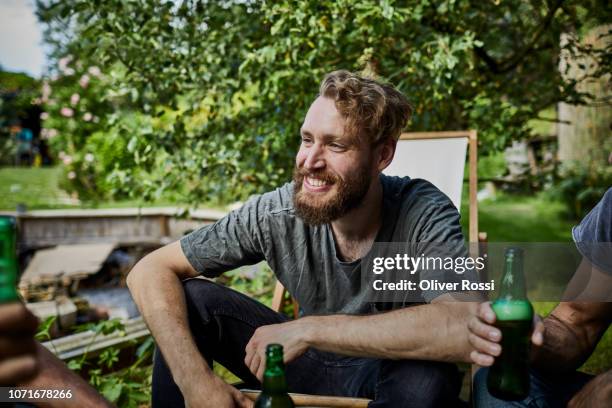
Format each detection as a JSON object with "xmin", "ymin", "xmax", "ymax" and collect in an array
[{"xmin": 127, "ymin": 70, "xmax": 478, "ymax": 408}]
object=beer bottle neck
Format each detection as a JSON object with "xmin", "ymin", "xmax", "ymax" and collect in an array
[
  {"xmin": 499, "ymin": 248, "xmax": 527, "ymax": 300},
  {"xmin": 262, "ymin": 359, "xmax": 288, "ymax": 394},
  {"xmin": 0, "ymin": 216, "xmax": 19, "ymax": 303}
]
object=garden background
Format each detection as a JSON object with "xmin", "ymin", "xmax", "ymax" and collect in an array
[{"xmin": 1, "ymin": 1, "xmax": 611, "ymax": 406}]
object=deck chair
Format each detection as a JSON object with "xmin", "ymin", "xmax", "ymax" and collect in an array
[{"xmin": 252, "ymin": 130, "xmax": 484, "ymax": 406}]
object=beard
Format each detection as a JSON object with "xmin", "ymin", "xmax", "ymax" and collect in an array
[{"xmin": 292, "ymin": 164, "xmax": 372, "ymax": 226}]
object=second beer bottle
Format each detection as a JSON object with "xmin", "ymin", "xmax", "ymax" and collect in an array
[
  {"xmin": 255, "ymin": 343, "xmax": 295, "ymax": 408},
  {"xmin": 487, "ymin": 247, "xmax": 534, "ymax": 401}
]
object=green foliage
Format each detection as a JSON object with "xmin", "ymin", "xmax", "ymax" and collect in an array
[
  {"xmin": 35, "ymin": 0, "xmax": 612, "ymax": 206},
  {"xmin": 35, "ymin": 315, "xmax": 58, "ymax": 342},
  {"xmin": 551, "ymin": 162, "xmax": 612, "ymax": 219},
  {"xmin": 63, "ymin": 318, "xmax": 154, "ymax": 406}
]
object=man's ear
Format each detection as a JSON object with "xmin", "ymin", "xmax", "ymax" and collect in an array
[{"xmin": 377, "ymin": 137, "xmax": 397, "ymax": 172}]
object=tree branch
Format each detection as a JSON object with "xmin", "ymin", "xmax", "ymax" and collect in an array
[{"xmin": 474, "ymin": 0, "xmax": 565, "ymax": 74}]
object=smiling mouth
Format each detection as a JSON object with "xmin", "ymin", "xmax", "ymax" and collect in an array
[{"xmin": 304, "ymin": 176, "xmax": 333, "ymax": 191}]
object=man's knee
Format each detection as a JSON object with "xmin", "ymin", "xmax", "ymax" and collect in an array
[
  {"xmin": 375, "ymin": 360, "xmax": 462, "ymax": 408},
  {"xmin": 183, "ymin": 278, "xmax": 226, "ymax": 306}
]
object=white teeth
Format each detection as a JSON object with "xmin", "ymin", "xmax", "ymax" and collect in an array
[{"xmin": 307, "ymin": 177, "xmax": 328, "ymax": 187}]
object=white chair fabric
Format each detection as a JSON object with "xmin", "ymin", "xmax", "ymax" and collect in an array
[{"xmin": 384, "ymin": 137, "xmax": 468, "ymax": 211}]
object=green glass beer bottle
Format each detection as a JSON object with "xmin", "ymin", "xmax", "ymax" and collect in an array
[
  {"xmin": 255, "ymin": 344, "xmax": 295, "ymax": 408},
  {"xmin": 487, "ymin": 247, "xmax": 533, "ymax": 401},
  {"xmin": 0, "ymin": 216, "xmax": 19, "ymax": 302}
]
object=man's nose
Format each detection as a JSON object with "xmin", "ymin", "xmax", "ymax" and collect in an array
[{"xmin": 303, "ymin": 144, "xmax": 325, "ymax": 170}]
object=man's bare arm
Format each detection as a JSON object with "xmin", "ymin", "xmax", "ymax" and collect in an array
[
  {"xmin": 127, "ymin": 240, "xmax": 251, "ymax": 408},
  {"xmin": 531, "ymin": 302, "xmax": 612, "ymax": 373},
  {"xmin": 245, "ymin": 296, "xmax": 478, "ymax": 379},
  {"xmin": 303, "ymin": 300, "xmax": 477, "ymax": 362},
  {"xmin": 126, "ymin": 242, "xmax": 213, "ymax": 395}
]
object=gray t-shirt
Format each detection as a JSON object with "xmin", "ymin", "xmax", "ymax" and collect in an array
[
  {"xmin": 572, "ymin": 187, "xmax": 612, "ymax": 274},
  {"xmin": 181, "ymin": 175, "xmax": 467, "ymax": 315}
]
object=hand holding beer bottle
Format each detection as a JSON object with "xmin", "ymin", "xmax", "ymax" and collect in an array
[
  {"xmin": 468, "ymin": 248, "xmax": 545, "ymax": 400},
  {"xmin": 0, "ymin": 216, "xmax": 40, "ymax": 385},
  {"xmin": 255, "ymin": 344, "xmax": 295, "ymax": 408}
]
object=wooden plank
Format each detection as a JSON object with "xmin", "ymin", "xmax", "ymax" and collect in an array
[
  {"xmin": 42, "ymin": 317, "xmax": 149, "ymax": 361},
  {"xmin": 400, "ymin": 131, "xmax": 472, "ymax": 140},
  {"xmin": 20, "ymin": 243, "xmax": 116, "ymax": 284},
  {"xmin": 468, "ymin": 130, "xmax": 479, "ymax": 243},
  {"xmin": 0, "ymin": 207, "xmax": 227, "ymax": 220},
  {"xmin": 242, "ymin": 390, "xmax": 370, "ymax": 407},
  {"xmin": 271, "ymin": 281, "xmax": 286, "ymax": 313}
]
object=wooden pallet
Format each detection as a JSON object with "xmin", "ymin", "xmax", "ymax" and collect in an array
[{"xmin": 42, "ymin": 316, "xmax": 149, "ymax": 361}]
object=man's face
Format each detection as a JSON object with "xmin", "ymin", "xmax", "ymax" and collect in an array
[{"xmin": 293, "ymin": 96, "xmax": 376, "ymax": 225}]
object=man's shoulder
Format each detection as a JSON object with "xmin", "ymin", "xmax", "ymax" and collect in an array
[
  {"xmin": 243, "ymin": 181, "xmax": 295, "ymax": 217},
  {"xmin": 381, "ymin": 174, "xmax": 456, "ymax": 212}
]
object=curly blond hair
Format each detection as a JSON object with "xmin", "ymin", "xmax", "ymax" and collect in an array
[{"xmin": 319, "ymin": 70, "xmax": 412, "ymax": 145}]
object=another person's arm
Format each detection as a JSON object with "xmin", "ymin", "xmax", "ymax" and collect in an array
[
  {"xmin": 568, "ymin": 368, "xmax": 612, "ymax": 408},
  {"xmin": 0, "ymin": 302, "xmax": 39, "ymax": 385},
  {"xmin": 0, "ymin": 303, "xmax": 111, "ymax": 407},
  {"xmin": 127, "ymin": 241, "xmax": 251, "ymax": 408},
  {"xmin": 19, "ymin": 343, "xmax": 112, "ymax": 408},
  {"xmin": 468, "ymin": 299, "xmax": 610, "ymax": 370}
]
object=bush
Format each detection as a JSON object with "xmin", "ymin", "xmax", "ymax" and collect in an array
[{"xmin": 552, "ymin": 162, "xmax": 612, "ymax": 219}]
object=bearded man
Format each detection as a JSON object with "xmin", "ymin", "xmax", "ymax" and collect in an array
[{"xmin": 127, "ymin": 70, "xmax": 478, "ymax": 408}]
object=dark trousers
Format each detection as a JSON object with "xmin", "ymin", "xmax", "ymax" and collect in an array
[
  {"xmin": 152, "ymin": 279, "xmax": 463, "ymax": 408},
  {"xmin": 474, "ymin": 366, "xmax": 593, "ymax": 407}
]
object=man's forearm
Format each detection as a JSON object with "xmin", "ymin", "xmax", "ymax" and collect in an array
[
  {"xmin": 531, "ymin": 302, "xmax": 612, "ymax": 373},
  {"xmin": 127, "ymin": 258, "xmax": 212, "ymax": 388},
  {"xmin": 301, "ymin": 302, "xmax": 477, "ymax": 363}
]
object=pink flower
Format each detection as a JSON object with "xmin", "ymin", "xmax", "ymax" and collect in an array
[
  {"xmin": 85, "ymin": 153, "xmax": 94, "ymax": 162},
  {"xmin": 63, "ymin": 155, "xmax": 73, "ymax": 165},
  {"xmin": 83, "ymin": 112, "xmax": 93, "ymax": 122},
  {"xmin": 58, "ymin": 151, "xmax": 66, "ymax": 159},
  {"xmin": 67, "ymin": 171, "xmax": 76, "ymax": 180},
  {"xmin": 40, "ymin": 112, "xmax": 49, "ymax": 120},
  {"xmin": 41, "ymin": 83, "xmax": 51, "ymax": 103},
  {"xmin": 79, "ymin": 74, "xmax": 90, "ymax": 88},
  {"xmin": 60, "ymin": 107, "xmax": 74, "ymax": 117},
  {"xmin": 70, "ymin": 93, "xmax": 80, "ymax": 106},
  {"xmin": 58, "ymin": 56, "xmax": 73, "ymax": 71},
  {"xmin": 88, "ymin": 66, "xmax": 102, "ymax": 77},
  {"xmin": 64, "ymin": 68, "xmax": 75, "ymax": 76}
]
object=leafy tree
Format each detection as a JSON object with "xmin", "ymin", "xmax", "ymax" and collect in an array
[{"xmin": 36, "ymin": 0, "xmax": 611, "ymax": 205}]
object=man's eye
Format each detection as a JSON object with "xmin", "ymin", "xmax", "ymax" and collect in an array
[
  {"xmin": 330, "ymin": 143, "xmax": 345, "ymax": 150},
  {"xmin": 302, "ymin": 138, "xmax": 313, "ymax": 145}
]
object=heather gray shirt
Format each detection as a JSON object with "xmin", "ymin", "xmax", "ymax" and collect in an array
[{"xmin": 181, "ymin": 175, "xmax": 467, "ymax": 315}]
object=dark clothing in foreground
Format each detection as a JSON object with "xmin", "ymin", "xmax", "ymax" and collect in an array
[
  {"xmin": 152, "ymin": 279, "xmax": 464, "ymax": 408},
  {"xmin": 474, "ymin": 367, "xmax": 592, "ymax": 408}
]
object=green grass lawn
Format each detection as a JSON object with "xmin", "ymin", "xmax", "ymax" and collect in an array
[
  {"xmin": 0, "ymin": 166, "xmax": 178, "ymax": 211},
  {"xmin": 0, "ymin": 166, "xmax": 73, "ymax": 210}
]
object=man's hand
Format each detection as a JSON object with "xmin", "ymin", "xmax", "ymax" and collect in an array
[
  {"xmin": 468, "ymin": 302, "xmax": 544, "ymax": 366},
  {"xmin": 0, "ymin": 303, "xmax": 39, "ymax": 384},
  {"xmin": 568, "ymin": 370, "xmax": 612, "ymax": 408},
  {"xmin": 183, "ymin": 371, "xmax": 253, "ymax": 408},
  {"xmin": 244, "ymin": 319, "xmax": 312, "ymax": 381}
]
